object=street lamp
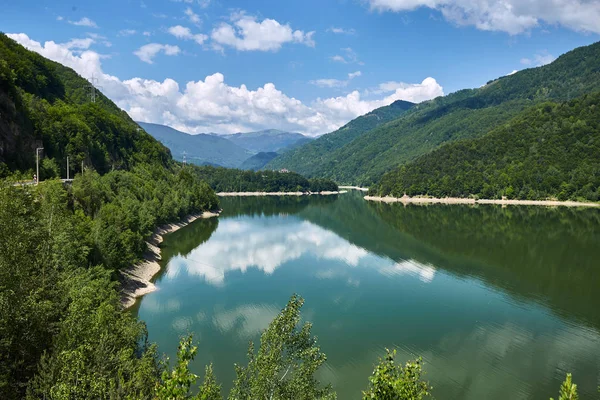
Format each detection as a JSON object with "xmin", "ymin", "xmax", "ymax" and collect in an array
[{"xmin": 36, "ymin": 147, "xmax": 44, "ymax": 185}]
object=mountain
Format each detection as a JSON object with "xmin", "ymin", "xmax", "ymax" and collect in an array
[
  {"xmin": 239, "ymin": 151, "xmax": 279, "ymax": 171},
  {"xmin": 266, "ymin": 100, "xmax": 415, "ymax": 176},
  {"xmin": 372, "ymin": 91, "xmax": 600, "ymax": 202},
  {"xmin": 0, "ymin": 34, "xmax": 170, "ymax": 176},
  {"xmin": 221, "ymin": 129, "xmax": 311, "ymax": 153},
  {"xmin": 137, "ymin": 122, "xmax": 251, "ymax": 168},
  {"xmin": 273, "ymin": 41, "xmax": 600, "ymax": 185}
]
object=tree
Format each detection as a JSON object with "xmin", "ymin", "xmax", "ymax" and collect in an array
[
  {"xmin": 550, "ymin": 373, "xmax": 578, "ymax": 400},
  {"xmin": 229, "ymin": 295, "xmax": 336, "ymax": 400},
  {"xmin": 362, "ymin": 350, "xmax": 431, "ymax": 400}
]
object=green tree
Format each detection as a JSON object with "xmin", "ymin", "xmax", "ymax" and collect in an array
[
  {"xmin": 229, "ymin": 295, "xmax": 335, "ymax": 400},
  {"xmin": 550, "ymin": 373, "xmax": 578, "ymax": 400},
  {"xmin": 363, "ymin": 350, "xmax": 431, "ymax": 400}
]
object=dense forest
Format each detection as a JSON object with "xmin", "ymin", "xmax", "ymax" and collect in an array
[
  {"xmin": 371, "ymin": 91, "xmax": 600, "ymax": 201},
  {"xmin": 266, "ymin": 100, "xmax": 415, "ymax": 177},
  {"xmin": 270, "ymin": 41, "xmax": 600, "ymax": 185},
  {"xmin": 192, "ymin": 165, "xmax": 339, "ymax": 193}
]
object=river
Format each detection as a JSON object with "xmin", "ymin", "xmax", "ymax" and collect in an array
[{"xmin": 135, "ymin": 190, "xmax": 600, "ymax": 399}]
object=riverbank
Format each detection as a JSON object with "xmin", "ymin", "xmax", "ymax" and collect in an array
[
  {"xmin": 364, "ymin": 195, "xmax": 600, "ymax": 208},
  {"xmin": 217, "ymin": 191, "xmax": 347, "ymax": 196},
  {"xmin": 339, "ymin": 186, "xmax": 369, "ymax": 192},
  {"xmin": 120, "ymin": 210, "xmax": 220, "ymax": 309}
]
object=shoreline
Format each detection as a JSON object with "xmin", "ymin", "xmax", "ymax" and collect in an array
[
  {"xmin": 119, "ymin": 210, "xmax": 220, "ymax": 309},
  {"xmin": 217, "ymin": 191, "xmax": 347, "ymax": 196},
  {"xmin": 339, "ymin": 186, "xmax": 369, "ymax": 192},
  {"xmin": 364, "ymin": 195, "xmax": 600, "ymax": 208}
]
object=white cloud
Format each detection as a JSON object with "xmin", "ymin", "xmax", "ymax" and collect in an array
[
  {"xmin": 330, "ymin": 47, "xmax": 361, "ymax": 64},
  {"xmin": 211, "ymin": 13, "xmax": 316, "ymax": 52},
  {"xmin": 134, "ymin": 43, "xmax": 181, "ymax": 64},
  {"xmin": 185, "ymin": 7, "xmax": 201, "ymax": 25},
  {"xmin": 143, "ymin": 31, "xmax": 152, "ymax": 37},
  {"xmin": 118, "ymin": 29, "xmax": 137, "ymax": 36},
  {"xmin": 507, "ymin": 70, "xmax": 518, "ymax": 76},
  {"xmin": 327, "ymin": 27, "xmax": 356, "ymax": 35},
  {"xmin": 7, "ymin": 33, "xmax": 443, "ymax": 136},
  {"xmin": 56, "ymin": 16, "xmax": 63, "ymax": 21},
  {"xmin": 521, "ymin": 51, "xmax": 555, "ymax": 66},
  {"xmin": 310, "ymin": 71, "xmax": 362, "ymax": 88},
  {"xmin": 68, "ymin": 17, "xmax": 98, "ymax": 28},
  {"xmin": 167, "ymin": 25, "xmax": 208, "ymax": 44},
  {"xmin": 198, "ymin": 0, "xmax": 211, "ymax": 8},
  {"xmin": 367, "ymin": 0, "xmax": 600, "ymax": 35}
]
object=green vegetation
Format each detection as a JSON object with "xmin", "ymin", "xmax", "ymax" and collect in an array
[
  {"xmin": 372, "ymin": 92, "xmax": 600, "ymax": 201},
  {"xmin": 222, "ymin": 129, "xmax": 310, "ymax": 153},
  {"xmin": 238, "ymin": 151, "xmax": 278, "ymax": 171},
  {"xmin": 270, "ymin": 41, "xmax": 600, "ymax": 185},
  {"xmin": 550, "ymin": 374, "xmax": 578, "ymax": 400},
  {"xmin": 192, "ymin": 165, "xmax": 338, "ymax": 193},
  {"xmin": 0, "ymin": 34, "xmax": 170, "ymax": 178},
  {"xmin": 266, "ymin": 100, "xmax": 414, "ymax": 178}
]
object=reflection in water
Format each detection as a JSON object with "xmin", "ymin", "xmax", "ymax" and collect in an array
[{"xmin": 137, "ymin": 192, "xmax": 600, "ymax": 399}]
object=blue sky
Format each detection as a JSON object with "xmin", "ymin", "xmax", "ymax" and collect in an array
[{"xmin": 2, "ymin": 0, "xmax": 599, "ymax": 135}]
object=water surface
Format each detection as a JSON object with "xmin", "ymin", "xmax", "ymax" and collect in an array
[{"xmin": 137, "ymin": 191, "xmax": 600, "ymax": 399}]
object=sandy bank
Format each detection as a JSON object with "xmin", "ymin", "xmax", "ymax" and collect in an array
[
  {"xmin": 339, "ymin": 186, "xmax": 369, "ymax": 192},
  {"xmin": 217, "ymin": 191, "xmax": 347, "ymax": 196},
  {"xmin": 120, "ymin": 210, "xmax": 220, "ymax": 309},
  {"xmin": 364, "ymin": 195, "xmax": 600, "ymax": 208}
]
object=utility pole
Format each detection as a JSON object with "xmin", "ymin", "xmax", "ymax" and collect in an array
[
  {"xmin": 82, "ymin": 160, "xmax": 84, "ymax": 174},
  {"xmin": 84, "ymin": 74, "xmax": 102, "ymax": 103},
  {"xmin": 36, "ymin": 147, "xmax": 44, "ymax": 185},
  {"xmin": 67, "ymin": 156, "xmax": 70, "ymax": 180},
  {"xmin": 182, "ymin": 151, "xmax": 187, "ymax": 166}
]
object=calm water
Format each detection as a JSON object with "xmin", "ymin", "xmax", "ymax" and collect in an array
[{"xmin": 136, "ymin": 191, "xmax": 600, "ymax": 399}]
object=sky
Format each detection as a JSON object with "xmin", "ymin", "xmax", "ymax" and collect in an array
[{"xmin": 2, "ymin": 0, "xmax": 600, "ymax": 136}]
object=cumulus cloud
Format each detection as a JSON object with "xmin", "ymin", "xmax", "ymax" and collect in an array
[
  {"xmin": 330, "ymin": 47, "xmax": 361, "ymax": 64},
  {"xmin": 134, "ymin": 43, "xmax": 181, "ymax": 64},
  {"xmin": 211, "ymin": 13, "xmax": 316, "ymax": 52},
  {"xmin": 7, "ymin": 33, "xmax": 443, "ymax": 136},
  {"xmin": 167, "ymin": 25, "xmax": 208, "ymax": 44},
  {"xmin": 118, "ymin": 29, "xmax": 137, "ymax": 36},
  {"xmin": 367, "ymin": 0, "xmax": 600, "ymax": 35},
  {"xmin": 185, "ymin": 7, "xmax": 201, "ymax": 25},
  {"xmin": 68, "ymin": 17, "xmax": 98, "ymax": 28}
]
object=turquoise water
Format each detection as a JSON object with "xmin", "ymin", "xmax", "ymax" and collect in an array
[{"xmin": 136, "ymin": 191, "xmax": 600, "ymax": 399}]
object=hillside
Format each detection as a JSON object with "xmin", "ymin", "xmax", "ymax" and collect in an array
[
  {"xmin": 239, "ymin": 151, "xmax": 279, "ymax": 170},
  {"xmin": 221, "ymin": 129, "xmax": 311, "ymax": 153},
  {"xmin": 0, "ymin": 34, "xmax": 170, "ymax": 177},
  {"xmin": 371, "ymin": 91, "xmax": 600, "ymax": 202},
  {"xmin": 266, "ymin": 99, "xmax": 415, "ymax": 176},
  {"xmin": 137, "ymin": 122, "xmax": 251, "ymax": 168},
  {"xmin": 277, "ymin": 41, "xmax": 600, "ymax": 185}
]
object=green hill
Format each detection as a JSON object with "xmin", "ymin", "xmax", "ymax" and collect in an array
[
  {"xmin": 371, "ymin": 91, "xmax": 600, "ymax": 202},
  {"xmin": 239, "ymin": 151, "xmax": 279, "ymax": 170},
  {"xmin": 0, "ymin": 34, "xmax": 171, "ymax": 177},
  {"xmin": 265, "ymin": 100, "xmax": 415, "ymax": 176},
  {"xmin": 274, "ymin": 41, "xmax": 600, "ymax": 185},
  {"xmin": 221, "ymin": 129, "xmax": 311, "ymax": 153},
  {"xmin": 137, "ymin": 122, "xmax": 251, "ymax": 168}
]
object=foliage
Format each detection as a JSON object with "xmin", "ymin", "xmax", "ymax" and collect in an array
[
  {"xmin": 156, "ymin": 335, "xmax": 223, "ymax": 400},
  {"xmin": 228, "ymin": 295, "xmax": 336, "ymax": 400},
  {"xmin": 270, "ymin": 41, "xmax": 600, "ymax": 185},
  {"xmin": 0, "ymin": 33, "xmax": 171, "ymax": 174},
  {"xmin": 363, "ymin": 350, "xmax": 431, "ymax": 400},
  {"xmin": 238, "ymin": 151, "xmax": 279, "ymax": 171},
  {"xmin": 266, "ymin": 100, "xmax": 414, "ymax": 178},
  {"xmin": 372, "ymin": 92, "xmax": 600, "ymax": 201},
  {"xmin": 550, "ymin": 374, "xmax": 578, "ymax": 400},
  {"xmin": 192, "ymin": 165, "xmax": 338, "ymax": 193}
]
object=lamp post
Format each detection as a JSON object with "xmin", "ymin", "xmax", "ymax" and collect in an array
[{"xmin": 36, "ymin": 147, "xmax": 44, "ymax": 185}]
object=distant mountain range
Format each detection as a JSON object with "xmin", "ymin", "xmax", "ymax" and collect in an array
[{"xmin": 137, "ymin": 123, "xmax": 312, "ymax": 169}]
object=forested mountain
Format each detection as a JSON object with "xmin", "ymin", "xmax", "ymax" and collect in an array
[
  {"xmin": 266, "ymin": 99, "xmax": 415, "ymax": 176},
  {"xmin": 0, "ymin": 34, "xmax": 171, "ymax": 177},
  {"xmin": 273, "ymin": 41, "xmax": 600, "ymax": 185},
  {"xmin": 371, "ymin": 91, "xmax": 600, "ymax": 201},
  {"xmin": 221, "ymin": 129, "xmax": 311, "ymax": 153},
  {"xmin": 239, "ymin": 151, "xmax": 279, "ymax": 170},
  {"xmin": 137, "ymin": 122, "xmax": 252, "ymax": 168}
]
